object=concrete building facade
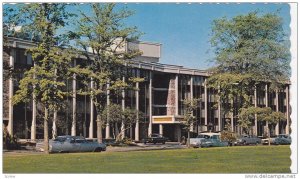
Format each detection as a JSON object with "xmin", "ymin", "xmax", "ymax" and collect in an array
[{"xmin": 3, "ymin": 37, "xmax": 291, "ymax": 141}]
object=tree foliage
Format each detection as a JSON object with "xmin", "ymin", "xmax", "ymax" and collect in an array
[
  {"xmin": 11, "ymin": 3, "xmax": 74, "ymax": 153},
  {"xmin": 210, "ymin": 11, "xmax": 290, "ymax": 83},
  {"xmin": 183, "ymin": 98, "xmax": 200, "ymax": 147},
  {"xmin": 101, "ymin": 103, "xmax": 143, "ymax": 141},
  {"xmin": 208, "ymin": 11, "xmax": 290, "ymax": 132},
  {"xmin": 70, "ymin": 3, "xmax": 143, "ymax": 143}
]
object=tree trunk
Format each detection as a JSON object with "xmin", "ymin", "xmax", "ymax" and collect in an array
[
  {"xmin": 96, "ymin": 114, "xmax": 102, "ymax": 143},
  {"xmin": 44, "ymin": 107, "xmax": 49, "ymax": 154}
]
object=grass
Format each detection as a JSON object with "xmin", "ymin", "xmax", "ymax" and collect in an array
[{"xmin": 3, "ymin": 145, "xmax": 291, "ymax": 173}]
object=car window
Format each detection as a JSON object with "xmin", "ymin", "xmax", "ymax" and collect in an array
[
  {"xmin": 211, "ymin": 135, "xmax": 219, "ymax": 140},
  {"xmin": 204, "ymin": 135, "xmax": 210, "ymax": 139},
  {"xmin": 75, "ymin": 139, "xmax": 86, "ymax": 143},
  {"xmin": 197, "ymin": 135, "xmax": 205, "ymax": 138},
  {"xmin": 54, "ymin": 137, "xmax": 66, "ymax": 142}
]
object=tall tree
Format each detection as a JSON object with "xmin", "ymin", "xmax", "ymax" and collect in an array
[
  {"xmin": 208, "ymin": 11, "xmax": 290, "ymax": 132},
  {"xmin": 70, "ymin": 3, "xmax": 142, "ymax": 143},
  {"xmin": 102, "ymin": 104, "xmax": 143, "ymax": 141},
  {"xmin": 183, "ymin": 98, "xmax": 199, "ymax": 148},
  {"xmin": 11, "ymin": 3, "xmax": 74, "ymax": 153},
  {"xmin": 255, "ymin": 107, "xmax": 286, "ymax": 145}
]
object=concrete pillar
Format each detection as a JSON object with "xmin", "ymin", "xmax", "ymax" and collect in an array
[
  {"xmin": 148, "ymin": 71, "xmax": 153, "ymax": 135},
  {"xmin": 275, "ymin": 89, "xmax": 279, "ymax": 135},
  {"xmin": 31, "ymin": 61, "xmax": 37, "ymax": 140},
  {"xmin": 52, "ymin": 111, "xmax": 57, "ymax": 139},
  {"xmin": 121, "ymin": 76, "xmax": 125, "ymax": 139},
  {"xmin": 135, "ymin": 73, "xmax": 140, "ymax": 141},
  {"xmin": 89, "ymin": 79, "xmax": 94, "ymax": 138},
  {"xmin": 190, "ymin": 76, "xmax": 194, "ymax": 132},
  {"xmin": 159, "ymin": 124, "xmax": 163, "ymax": 135},
  {"xmin": 8, "ymin": 48, "xmax": 15, "ymax": 135},
  {"xmin": 218, "ymin": 86, "xmax": 222, "ymax": 131},
  {"xmin": 285, "ymin": 85, "xmax": 290, "ymax": 134},
  {"xmin": 254, "ymin": 85, "xmax": 258, "ymax": 136},
  {"xmin": 265, "ymin": 84, "xmax": 268, "ymax": 135},
  {"xmin": 175, "ymin": 74, "xmax": 179, "ymax": 115},
  {"xmin": 105, "ymin": 82, "xmax": 111, "ymax": 139},
  {"xmin": 231, "ymin": 98, "xmax": 234, "ymax": 132},
  {"xmin": 31, "ymin": 96, "xmax": 37, "ymax": 140},
  {"xmin": 204, "ymin": 79, "xmax": 208, "ymax": 131},
  {"xmin": 71, "ymin": 60, "xmax": 77, "ymax": 136}
]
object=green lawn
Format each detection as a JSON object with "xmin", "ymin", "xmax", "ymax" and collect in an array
[{"xmin": 3, "ymin": 145, "xmax": 290, "ymax": 173}]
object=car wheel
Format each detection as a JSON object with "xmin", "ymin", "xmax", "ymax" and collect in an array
[
  {"xmin": 243, "ymin": 141, "xmax": 247, "ymax": 145},
  {"xmin": 94, "ymin": 148, "xmax": 102, "ymax": 152},
  {"xmin": 256, "ymin": 141, "xmax": 259, "ymax": 145}
]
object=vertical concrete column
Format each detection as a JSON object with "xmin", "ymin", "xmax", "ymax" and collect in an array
[
  {"xmin": 159, "ymin": 124, "xmax": 163, "ymax": 135},
  {"xmin": 265, "ymin": 84, "xmax": 269, "ymax": 135},
  {"xmin": 275, "ymin": 89, "xmax": 279, "ymax": 135},
  {"xmin": 175, "ymin": 74, "xmax": 179, "ymax": 115},
  {"xmin": 89, "ymin": 79, "xmax": 94, "ymax": 138},
  {"xmin": 204, "ymin": 79, "xmax": 208, "ymax": 131},
  {"xmin": 31, "ymin": 61, "xmax": 37, "ymax": 140},
  {"xmin": 254, "ymin": 85, "xmax": 258, "ymax": 136},
  {"xmin": 105, "ymin": 82, "xmax": 111, "ymax": 139},
  {"xmin": 148, "ymin": 71, "xmax": 153, "ymax": 135},
  {"xmin": 71, "ymin": 60, "xmax": 77, "ymax": 136},
  {"xmin": 135, "ymin": 72, "xmax": 140, "ymax": 141},
  {"xmin": 190, "ymin": 76, "xmax": 194, "ymax": 132},
  {"xmin": 231, "ymin": 98, "xmax": 234, "ymax": 132},
  {"xmin": 285, "ymin": 85, "xmax": 290, "ymax": 134},
  {"xmin": 218, "ymin": 86, "xmax": 222, "ymax": 131},
  {"xmin": 8, "ymin": 48, "xmax": 15, "ymax": 135},
  {"xmin": 121, "ymin": 76, "xmax": 125, "ymax": 139},
  {"xmin": 31, "ymin": 95, "xmax": 37, "ymax": 140},
  {"xmin": 52, "ymin": 111, "xmax": 57, "ymax": 139}
]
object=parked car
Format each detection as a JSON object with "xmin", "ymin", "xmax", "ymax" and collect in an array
[
  {"xmin": 36, "ymin": 135, "xmax": 106, "ymax": 153},
  {"xmin": 262, "ymin": 134, "xmax": 291, "ymax": 145},
  {"xmin": 200, "ymin": 134, "xmax": 229, "ymax": 148},
  {"xmin": 190, "ymin": 133, "xmax": 219, "ymax": 148},
  {"xmin": 142, "ymin": 134, "xmax": 168, "ymax": 144},
  {"xmin": 234, "ymin": 135, "xmax": 261, "ymax": 146}
]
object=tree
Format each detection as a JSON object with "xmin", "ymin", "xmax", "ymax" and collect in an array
[
  {"xmin": 256, "ymin": 107, "xmax": 286, "ymax": 145},
  {"xmin": 208, "ymin": 11, "xmax": 290, "ymax": 133},
  {"xmin": 238, "ymin": 107, "xmax": 258, "ymax": 134},
  {"xmin": 182, "ymin": 98, "xmax": 199, "ymax": 148},
  {"xmin": 220, "ymin": 119, "xmax": 237, "ymax": 146},
  {"xmin": 102, "ymin": 104, "xmax": 143, "ymax": 142},
  {"xmin": 70, "ymin": 3, "xmax": 142, "ymax": 143},
  {"xmin": 11, "ymin": 3, "xmax": 74, "ymax": 153}
]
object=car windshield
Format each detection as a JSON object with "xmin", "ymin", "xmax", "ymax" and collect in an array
[
  {"xmin": 150, "ymin": 134, "xmax": 161, "ymax": 137},
  {"xmin": 54, "ymin": 137, "xmax": 66, "ymax": 142}
]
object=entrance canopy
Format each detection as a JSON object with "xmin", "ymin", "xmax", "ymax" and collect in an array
[{"xmin": 152, "ymin": 115, "xmax": 185, "ymax": 124}]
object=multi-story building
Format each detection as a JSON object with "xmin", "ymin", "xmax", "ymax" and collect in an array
[{"xmin": 3, "ymin": 37, "xmax": 291, "ymax": 141}]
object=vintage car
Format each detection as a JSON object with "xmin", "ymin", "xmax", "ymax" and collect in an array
[
  {"xmin": 142, "ymin": 134, "xmax": 168, "ymax": 144},
  {"xmin": 234, "ymin": 135, "xmax": 261, "ymax": 146},
  {"xmin": 200, "ymin": 134, "xmax": 229, "ymax": 148},
  {"xmin": 190, "ymin": 132, "xmax": 220, "ymax": 148},
  {"xmin": 36, "ymin": 135, "xmax": 106, "ymax": 153},
  {"xmin": 262, "ymin": 134, "xmax": 291, "ymax": 145}
]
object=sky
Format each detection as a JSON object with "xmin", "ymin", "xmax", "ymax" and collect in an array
[
  {"xmin": 115, "ymin": 3, "xmax": 291, "ymax": 70},
  {"xmin": 4, "ymin": 3, "xmax": 291, "ymax": 70}
]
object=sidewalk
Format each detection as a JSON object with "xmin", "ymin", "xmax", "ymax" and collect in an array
[
  {"xmin": 106, "ymin": 142, "xmax": 187, "ymax": 152},
  {"xmin": 3, "ymin": 142, "xmax": 188, "ymax": 155}
]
